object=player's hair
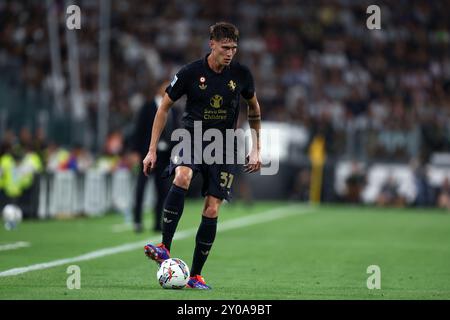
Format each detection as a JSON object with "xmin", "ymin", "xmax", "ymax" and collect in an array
[{"xmin": 209, "ymin": 22, "xmax": 239, "ymax": 42}]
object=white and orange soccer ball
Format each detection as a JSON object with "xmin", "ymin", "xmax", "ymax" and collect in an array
[{"xmin": 156, "ymin": 258, "xmax": 190, "ymax": 289}]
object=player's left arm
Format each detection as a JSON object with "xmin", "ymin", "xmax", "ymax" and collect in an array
[{"xmin": 244, "ymin": 95, "xmax": 262, "ymax": 173}]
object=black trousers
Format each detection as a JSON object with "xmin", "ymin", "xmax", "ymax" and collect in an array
[{"xmin": 133, "ymin": 160, "xmax": 170, "ymax": 231}]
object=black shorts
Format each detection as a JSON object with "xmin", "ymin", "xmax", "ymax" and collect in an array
[
  {"xmin": 164, "ymin": 161, "xmax": 237, "ymax": 201},
  {"xmin": 162, "ymin": 137, "xmax": 238, "ymax": 201}
]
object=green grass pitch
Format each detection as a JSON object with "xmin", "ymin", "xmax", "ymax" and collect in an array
[{"xmin": 1, "ymin": 201, "xmax": 450, "ymax": 300}]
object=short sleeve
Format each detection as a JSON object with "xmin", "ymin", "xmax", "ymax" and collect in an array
[
  {"xmin": 240, "ymin": 66, "xmax": 255, "ymax": 100},
  {"xmin": 166, "ymin": 67, "xmax": 189, "ymax": 101}
]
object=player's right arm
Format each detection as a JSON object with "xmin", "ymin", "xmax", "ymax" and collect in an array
[{"xmin": 143, "ymin": 93, "xmax": 174, "ymax": 176}]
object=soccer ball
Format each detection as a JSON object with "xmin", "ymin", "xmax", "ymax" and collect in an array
[
  {"xmin": 156, "ymin": 258, "xmax": 190, "ymax": 289},
  {"xmin": 2, "ymin": 204, "xmax": 23, "ymax": 230}
]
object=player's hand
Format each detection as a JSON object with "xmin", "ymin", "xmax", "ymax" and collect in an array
[
  {"xmin": 244, "ymin": 150, "xmax": 261, "ymax": 173},
  {"xmin": 143, "ymin": 150, "xmax": 157, "ymax": 176}
]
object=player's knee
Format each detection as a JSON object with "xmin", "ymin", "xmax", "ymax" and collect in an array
[
  {"xmin": 173, "ymin": 173, "xmax": 192, "ymax": 189},
  {"xmin": 203, "ymin": 205, "xmax": 219, "ymax": 218}
]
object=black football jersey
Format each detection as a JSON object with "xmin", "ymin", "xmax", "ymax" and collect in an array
[{"xmin": 166, "ymin": 54, "xmax": 255, "ymax": 131}]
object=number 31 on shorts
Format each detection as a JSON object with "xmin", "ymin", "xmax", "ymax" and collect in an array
[{"xmin": 219, "ymin": 172, "xmax": 234, "ymax": 189}]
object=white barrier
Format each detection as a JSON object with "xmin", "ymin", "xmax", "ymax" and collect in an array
[
  {"xmin": 49, "ymin": 171, "xmax": 78, "ymax": 217},
  {"xmin": 38, "ymin": 174, "xmax": 48, "ymax": 219},
  {"xmin": 426, "ymin": 165, "xmax": 450, "ymax": 187},
  {"xmin": 38, "ymin": 169, "xmax": 141, "ymax": 219},
  {"xmin": 334, "ymin": 161, "xmax": 420, "ymax": 204},
  {"xmin": 361, "ymin": 164, "xmax": 417, "ymax": 204},
  {"xmin": 83, "ymin": 170, "xmax": 107, "ymax": 216},
  {"xmin": 111, "ymin": 168, "xmax": 134, "ymax": 213},
  {"xmin": 334, "ymin": 160, "xmax": 366, "ymax": 197}
]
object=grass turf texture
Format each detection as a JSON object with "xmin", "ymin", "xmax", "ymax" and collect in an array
[{"xmin": 1, "ymin": 201, "xmax": 450, "ymax": 299}]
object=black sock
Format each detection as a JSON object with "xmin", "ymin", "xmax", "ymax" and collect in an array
[
  {"xmin": 190, "ymin": 215, "xmax": 218, "ymax": 277},
  {"xmin": 161, "ymin": 184, "xmax": 187, "ymax": 251}
]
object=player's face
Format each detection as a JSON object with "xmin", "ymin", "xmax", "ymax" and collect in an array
[{"xmin": 210, "ymin": 39, "xmax": 238, "ymax": 66}]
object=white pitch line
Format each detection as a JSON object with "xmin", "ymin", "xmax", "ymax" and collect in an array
[
  {"xmin": 0, "ymin": 242, "xmax": 31, "ymax": 252},
  {"xmin": 0, "ymin": 204, "xmax": 313, "ymax": 277}
]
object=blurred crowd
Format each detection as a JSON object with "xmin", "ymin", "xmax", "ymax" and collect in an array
[
  {"xmin": 0, "ymin": 127, "xmax": 138, "ymax": 175},
  {"xmin": 1, "ymin": 0, "xmax": 450, "ymax": 161},
  {"xmin": 0, "ymin": 127, "xmax": 140, "ymax": 215},
  {"xmin": 1, "ymin": 0, "xmax": 450, "ymax": 211},
  {"xmin": 0, "ymin": 125, "xmax": 155, "ymax": 219}
]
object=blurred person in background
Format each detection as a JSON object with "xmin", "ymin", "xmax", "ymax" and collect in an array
[
  {"xmin": 66, "ymin": 144, "xmax": 94, "ymax": 173},
  {"xmin": 230, "ymin": 110, "xmax": 254, "ymax": 206},
  {"xmin": 131, "ymin": 80, "xmax": 177, "ymax": 233},
  {"xmin": 33, "ymin": 127, "xmax": 48, "ymax": 163},
  {"xmin": 16, "ymin": 136, "xmax": 43, "ymax": 219},
  {"xmin": 290, "ymin": 168, "xmax": 311, "ymax": 201},
  {"xmin": 344, "ymin": 161, "xmax": 366, "ymax": 203},
  {"xmin": 0, "ymin": 140, "xmax": 16, "ymax": 209},
  {"xmin": 411, "ymin": 159, "xmax": 434, "ymax": 207},
  {"xmin": 97, "ymin": 131, "xmax": 125, "ymax": 173},
  {"xmin": 437, "ymin": 177, "xmax": 450, "ymax": 211},
  {"xmin": 376, "ymin": 175, "xmax": 406, "ymax": 208},
  {"xmin": 0, "ymin": 134, "xmax": 42, "ymax": 218},
  {"xmin": 45, "ymin": 143, "xmax": 70, "ymax": 173}
]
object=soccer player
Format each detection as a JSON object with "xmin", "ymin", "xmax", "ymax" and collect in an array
[{"xmin": 142, "ymin": 22, "xmax": 262, "ymax": 289}]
